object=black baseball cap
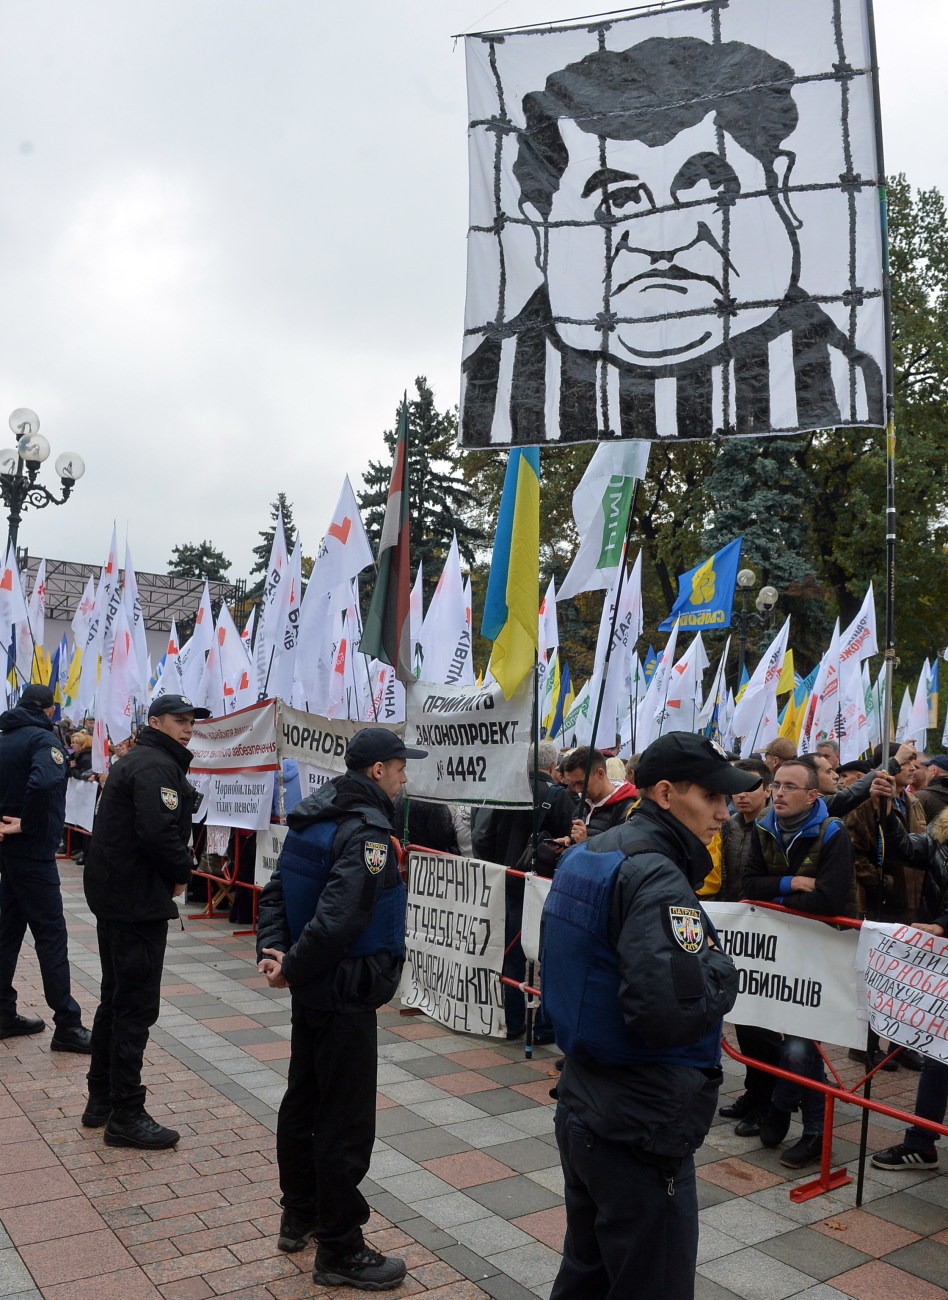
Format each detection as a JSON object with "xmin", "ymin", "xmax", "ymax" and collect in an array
[
  {"xmin": 20, "ymin": 684, "xmax": 55, "ymax": 709},
  {"xmin": 924, "ymin": 755, "xmax": 948, "ymax": 772},
  {"xmin": 635, "ymin": 732, "xmax": 762, "ymax": 794},
  {"xmin": 148, "ymin": 693, "xmax": 211, "ymax": 720},
  {"xmin": 345, "ymin": 727, "xmax": 428, "ymax": 768}
]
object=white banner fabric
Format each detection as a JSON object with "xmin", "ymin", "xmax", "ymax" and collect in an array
[
  {"xmin": 703, "ymin": 902, "xmax": 863, "ymax": 1050},
  {"xmin": 397, "ymin": 851, "xmax": 508, "ymax": 1037},
  {"xmin": 404, "ymin": 679, "xmax": 532, "ymax": 806},
  {"xmin": 65, "ymin": 778, "xmax": 97, "ymax": 834},
  {"xmin": 856, "ymin": 922, "xmax": 948, "ymax": 1065},
  {"xmin": 204, "ymin": 773, "xmax": 275, "ymax": 831},
  {"xmin": 522, "ymin": 873, "xmax": 552, "ymax": 963},
  {"xmin": 190, "ymin": 700, "xmax": 279, "ymax": 774},
  {"xmin": 277, "ymin": 701, "xmax": 401, "ymax": 773},
  {"xmin": 255, "ymin": 823, "xmax": 289, "ymax": 888}
]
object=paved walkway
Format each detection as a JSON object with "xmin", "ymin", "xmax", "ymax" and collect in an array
[{"xmin": 1, "ymin": 859, "xmax": 947, "ymax": 1299}]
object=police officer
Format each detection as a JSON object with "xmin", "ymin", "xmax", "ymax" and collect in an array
[
  {"xmin": 82, "ymin": 693, "xmax": 208, "ymax": 1148},
  {"xmin": 541, "ymin": 732, "xmax": 756, "ymax": 1300},
  {"xmin": 0, "ymin": 683, "xmax": 92, "ymax": 1051},
  {"xmin": 256, "ymin": 727, "xmax": 426, "ymax": 1293}
]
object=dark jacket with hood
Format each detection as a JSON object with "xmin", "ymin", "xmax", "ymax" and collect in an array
[
  {"xmin": 882, "ymin": 806, "xmax": 948, "ymax": 931},
  {"xmin": 917, "ymin": 774, "xmax": 948, "ymax": 825},
  {"xmin": 551, "ymin": 799, "xmax": 739, "ymax": 1159},
  {"xmin": 741, "ymin": 798, "xmax": 856, "ymax": 918},
  {"xmin": 582, "ymin": 779, "xmax": 638, "ymax": 838},
  {"xmin": 84, "ymin": 726, "xmax": 197, "ymax": 922},
  {"xmin": 472, "ymin": 769, "xmax": 575, "ymax": 868},
  {"xmin": 256, "ymin": 770, "xmax": 404, "ymax": 1012},
  {"xmin": 0, "ymin": 703, "xmax": 68, "ymax": 859}
]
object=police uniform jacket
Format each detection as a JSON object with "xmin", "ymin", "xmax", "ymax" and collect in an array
[
  {"xmin": 0, "ymin": 704, "xmax": 68, "ymax": 859},
  {"xmin": 83, "ymin": 727, "xmax": 196, "ymax": 922},
  {"xmin": 256, "ymin": 771, "xmax": 404, "ymax": 1012},
  {"xmin": 551, "ymin": 799, "xmax": 739, "ymax": 1158}
]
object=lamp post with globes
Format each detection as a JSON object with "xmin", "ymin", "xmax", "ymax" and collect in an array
[
  {"xmin": 734, "ymin": 568, "xmax": 779, "ymax": 683},
  {"xmin": 0, "ymin": 409, "xmax": 85, "ymax": 554}
]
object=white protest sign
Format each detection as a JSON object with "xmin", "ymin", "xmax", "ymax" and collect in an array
[
  {"xmin": 856, "ymin": 921, "xmax": 948, "ymax": 1064},
  {"xmin": 65, "ymin": 777, "xmax": 97, "ymax": 833},
  {"xmin": 205, "ymin": 772, "xmax": 274, "ymax": 831},
  {"xmin": 190, "ymin": 699, "xmax": 279, "ymax": 774},
  {"xmin": 277, "ymin": 701, "xmax": 401, "ymax": 773},
  {"xmin": 298, "ymin": 763, "xmax": 336, "ymax": 797},
  {"xmin": 703, "ymin": 902, "xmax": 863, "ymax": 1050},
  {"xmin": 522, "ymin": 873, "xmax": 552, "ymax": 963},
  {"xmin": 397, "ymin": 851, "xmax": 508, "ymax": 1036},
  {"xmin": 405, "ymin": 678, "xmax": 532, "ymax": 806},
  {"xmin": 255, "ymin": 822, "xmax": 289, "ymax": 888}
]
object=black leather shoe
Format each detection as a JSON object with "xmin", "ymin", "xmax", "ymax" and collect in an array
[
  {"xmin": 81, "ymin": 1096, "xmax": 111, "ymax": 1127},
  {"xmin": 899, "ymin": 1048, "xmax": 925, "ymax": 1071},
  {"xmin": 0, "ymin": 1014, "xmax": 45, "ymax": 1039},
  {"xmin": 50, "ymin": 1025, "xmax": 92, "ymax": 1054},
  {"xmin": 719, "ymin": 1092, "xmax": 753, "ymax": 1119},
  {"xmin": 277, "ymin": 1209, "xmax": 315, "ymax": 1253},
  {"xmin": 781, "ymin": 1132, "xmax": 824, "ymax": 1169},
  {"xmin": 759, "ymin": 1105, "xmax": 793, "ymax": 1148},
  {"xmin": 104, "ymin": 1109, "xmax": 179, "ymax": 1149},
  {"xmin": 735, "ymin": 1113, "xmax": 762, "ymax": 1137},
  {"xmin": 313, "ymin": 1245, "xmax": 407, "ymax": 1291}
]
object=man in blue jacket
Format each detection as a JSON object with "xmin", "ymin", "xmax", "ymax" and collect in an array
[
  {"xmin": 0, "ymin": 684, "xmax": 91, "ymax": 1052},
  {"xmin": 256, "ymin": 727, "xmax": 426, "ymax": 1293},
  {"xmin": 541, "ymin": 732, "xmax": 752, "ymax": 1300}
]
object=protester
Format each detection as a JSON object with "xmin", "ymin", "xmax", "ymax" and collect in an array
[
  {"xmin": 837, "ymin": 759, "xmax": 874, "ymax": 788},
  {"xmin": 870, "ymin": 806, "xmax": 948, "ymax": 1169},
  {"xmin": 541, "ymin": 732, "xmax": 750, "ymax": 1299},
  {"xmin": 762, "ymin": 737, "xmax": 796, "ymax": 772},
  {"xmin": 256, "ymin": 727, "xmax": 427, "ymax": 1293},
  {"xmin": 846, "ymin": 743, "xmax": 926, "ymax": 922},
  {"xmin": 0, "ymin": 684, "xmax": 92, "ymax": 1052},
  {"xmin": 741, "ymin": 754, "xmax": 856, "ymax": 1168},
  {"xmin": 82, "ymin": 694, "xmax": 208, "ymax": 1148},
  {"xmin": 816, "ymin": 739, "xmax": 840, "ymax": 770},
  {"xmin": 917, "ymin": 756, "xmax": 948, "ymax": 823},
  {"xmin": 558, "ymin": 745, "xmax": 636, "ymax": 842}
]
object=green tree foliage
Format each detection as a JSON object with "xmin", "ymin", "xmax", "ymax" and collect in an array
[
  {"xmin": 247, "ymin": 494, "xmax": 297, "ymax": 602},
  {"xmin": 359, "ymin": 378, "xmax": 485, "ymax": 601},
  {"xmin": 166, "ymin": 540, "xmax": 232, "ymax": 582}
]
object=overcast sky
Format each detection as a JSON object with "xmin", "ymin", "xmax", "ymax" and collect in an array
[{"xmin": 0, "ymin": 0, "xmax": 942, "ymax": 583}]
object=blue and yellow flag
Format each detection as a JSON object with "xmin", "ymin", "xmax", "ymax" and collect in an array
[
  {"xmin": 643, "ymin": 644, "xmax": 658, "ymax": 683},
  {"xmin": 548, "ymin": 660, "xmax": 572, "ymax": 740},
  {"xmin": 659, "ymin": 538, "xmax": 743, "ymax": 632},
  {"xmin": 482, "ymin": 448, "xmax": 540, "ymax": 698},
  {"xmin": 928, "ymin": 659, "xmax": 939, "ymax": 730}
]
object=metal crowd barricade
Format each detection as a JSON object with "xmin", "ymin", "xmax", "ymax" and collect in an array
[{"xmin": 188, "ymin": 825, "xmax": 262, "ymax": 937}]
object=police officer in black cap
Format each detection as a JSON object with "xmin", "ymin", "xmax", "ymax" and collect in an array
[
  {"xmin": 256, "ymin": 726, "xmax": 426, "ymax": 1293},
  {"xmin": 542, "ymin": 731, "xmax": 759, "ymax": 1300},
  {"xmin": 82, "ymin": 692, "xmax": 209, "ymax": 1148},
  {"xmin": 0, "ymin": 683, "xmax": 92, "ymax": 1051}
]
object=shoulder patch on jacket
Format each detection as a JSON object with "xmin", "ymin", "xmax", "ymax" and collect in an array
[
  {"xmin": 364, "ymin": 841, "xmax": 388, "ymax": 873},
  {"xmin": 160, "ymin": 787, "xmax": 179, "ymax": 810},
  {"xmin": 669, "ymin": 905, "xmax": 703, "ymax": 953},
  {"xmin": 50, "ymin": 747, "xmax": 65, "ymax": 765}
]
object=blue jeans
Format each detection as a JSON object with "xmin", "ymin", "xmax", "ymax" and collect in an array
[
  {"xmin": 772, "ymin": 1036, "xmax": 825, "ymax": 1135},
  {"xmin": 904, "ymin": 1057, "xmax": 948, "ymax": 1151}
]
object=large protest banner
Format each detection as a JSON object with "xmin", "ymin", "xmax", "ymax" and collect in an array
[
  {"xmin": 190, "ymin": 699, "xmax": 280, "ymax": 774},
  {"xmin": 276, "ymin": 701, "xmax": 401, "ymax": 774},
  {"xmin": 857, "ymin": 921, "xmax": 948, "ymax": 1065},
  {"xmin": 701, "ymin": 903, "xmax": 863, "ymax": 1049},
  {"xmin": 405, "ymin": 678, "xmax": 532, "ymax": 806},
  {"xmin": 397, "ymin": 851, "xmax": 507, "ymax": 1036},
  {"xmin": 204, "ymin": 772, "xmax": 274, "ymax": 832},
  {"xmin": 65, "ymin": 777, "xmax": 97, "ymax": 833}
]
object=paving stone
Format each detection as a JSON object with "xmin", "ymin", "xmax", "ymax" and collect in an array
[
  {"xmin": 755, "ymin": 1225, "xmax": 871, "ymax": 1280},
  {"xmin": 880, "ymin": 1237, "xmax": 948, "ymax": 1286},
  {"xmin": 438, "ymin": 1243, "xmax": 501, "ymax": 1283},
  {"xmin": 384, "ymin": 1128, "xmax": 473, "ymax": 1162},
  {"xmin": 696, "ymin": 1224, "xmax": 744, "ymax": 1265},
  {"xmin": 486, "ymin": 1139, "xmax": 563, "ymax": 1175},
  {"xmin": 485, "ymin": 1241, "xmax": 561, "ymax": 1287},
  {"xmin": 699, "ymin": 1199, "xmax": 798, "ymax": 1246},
  {"xmin": 410, "ymin": 1192, "xmax": 493, "ymax": 1230},
  {"xmin": 408, "ymin": 1098, "xmax": 489, "ymax": 1126},
  {"xmin": 0, "ymin": 1249, "xmax": 36, "ymax": 1298},
  {"xmin": 449, "ymin": 1216, "xmax": 534, "ymax": 1256},
  {"xmin": 699, "ymin": 1245, "xmax": 817, "ymax": 1298},
  {"xmin": 464, "ymin": 1089, "xmax": 540, "ymax": 1116},
  {"xmin": 465, "ymin": 1175, "xmax": 562, "ymax": 1218},
  {"xmin": 868, "ymin": 1190, "xmax": 948, "ymax": 1235}
]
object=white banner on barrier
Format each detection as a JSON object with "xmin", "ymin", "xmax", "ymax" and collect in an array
[
  {"xmin": 702, "ymin": 902, "xmax": 863, "ymax": 1050},
  {"xmin": 190, "ymin": 699, "xmax": 280, "ymax": 774},
  {"xmin": 522, "ymin": 873, "xmax": 552, "ymax": 963},
  {"xmin": 397, "ymin": 851, "xmax": 508, "ymax": 1036},
  {"xmin": 204, "ymin": 772, "xmax": 274, "ymax": 831},
  {"xmin": 856, "ymin": 921, "xmax": 948, "ymax": 1065},
  {"xmin": 297, "ymin": 763, "xmax": 336, "ymax": 798},
  {"xmin": 255, "ymin": 822, "xmax": 289, "ymax": 888},
  {"xmin": 65, "ymin": 777, "xmax": 97, "ymax": 833},
  {"xmin": 404, "ymin": 679, "xmax": 532, "ymax": 806},
  {"xmin": 277, "ymin": 701, "xmax": 401, "ymax": 773}
]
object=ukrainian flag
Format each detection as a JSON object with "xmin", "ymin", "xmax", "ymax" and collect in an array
[{"xmin": 482, "ymin": 448, "xmax": 540, "ymax": 699}]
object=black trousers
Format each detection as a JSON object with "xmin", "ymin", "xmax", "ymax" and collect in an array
[
  {"xmin": 276, "ymin": 1000, "xmax": 378, "ymax": 1253},
  {"xmin": 736, "ymin": 1023, "xmax": 782, "ymax": 1111},
  {"xmin": 550, "ymin": 1103, "xmax": 699, "ymax": 1300},
  {"xmin": 0, "ymin": 854, "xmax": 82, "ymax": 1028},
  {"xmin": 87, "ymin": 918, "xmax": 167, "ymax": 1108}
]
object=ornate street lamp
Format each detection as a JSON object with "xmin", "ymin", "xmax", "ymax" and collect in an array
[
  {"xmin": 0, "ymin": 409, "xmax": 85, "ymax": 553},
  {"xmin": 734, "ymin": 568, "xmax": 779, "ymax": 682}
]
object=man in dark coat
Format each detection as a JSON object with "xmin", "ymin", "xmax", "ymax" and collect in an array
[
  {"xmin": 0, "ymin": 684, "xmax": 91, "ymax": 1051},
  {"xmin": 916, "ymin": 756, "xmax": 948, "ymax": 824},
  {"xmin": 83, "ymin": 693, "xmax": 208, "ymax": 1148},
  {"xmin": 256, "ymin": 727, "xmax": 426, "ymax": 1293}
]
